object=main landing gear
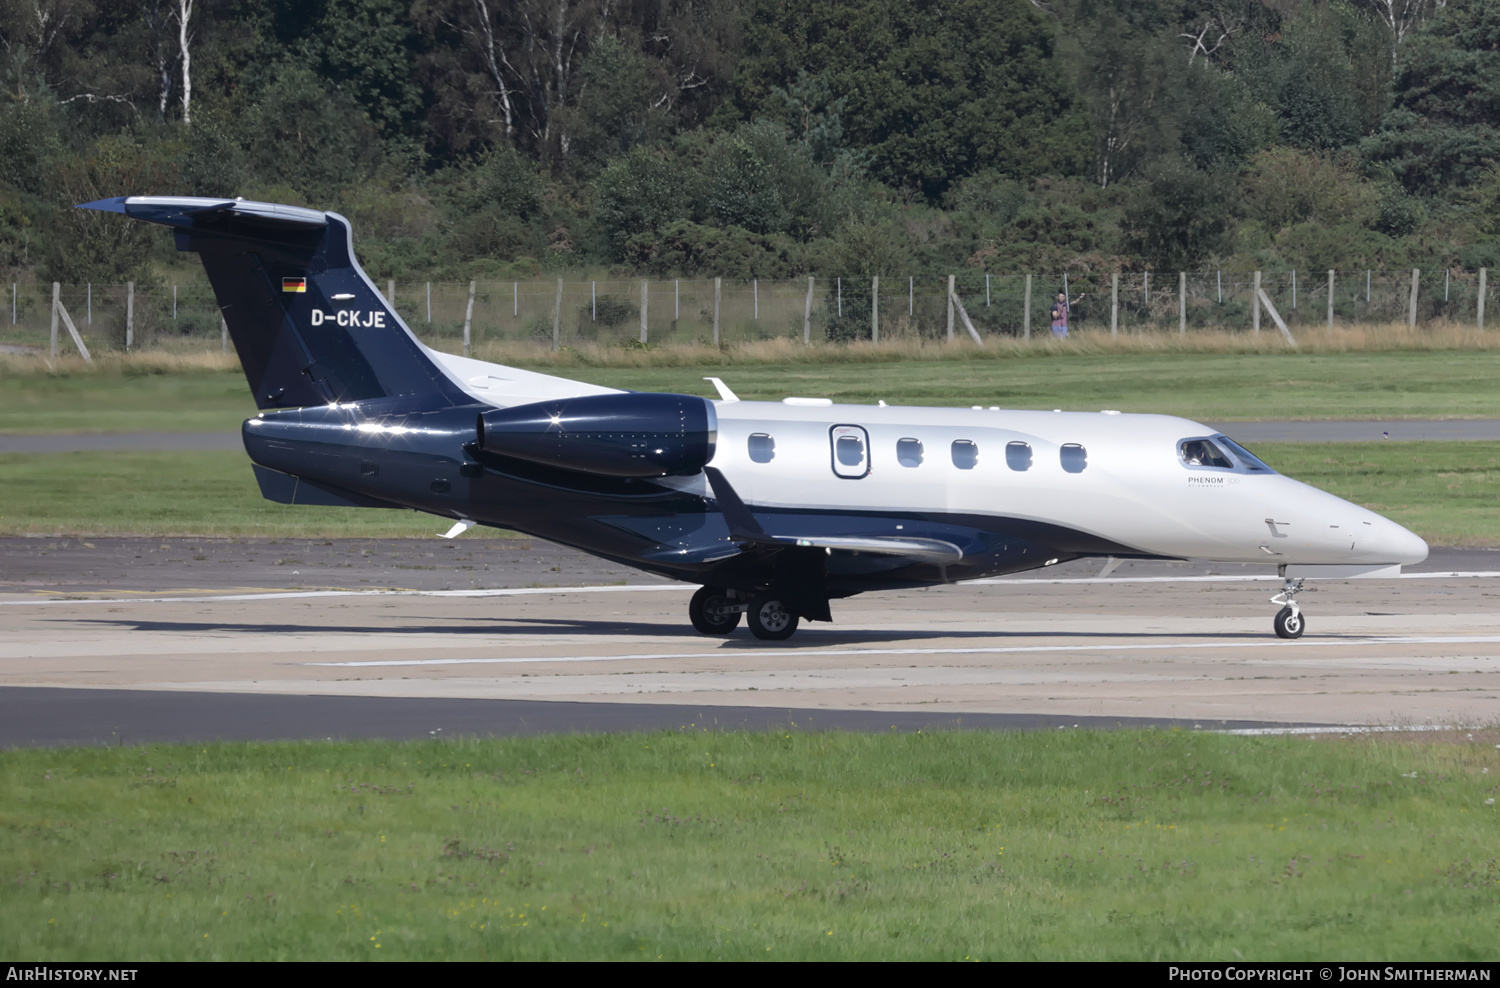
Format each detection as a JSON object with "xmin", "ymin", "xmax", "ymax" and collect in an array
[
  {"xmin": 1270, "ymin": 576, "xmax": 1306, "ymax": 639},
  {"xmin": 689, "ymin": 586, "xmax": 801, "ymax": 641}
]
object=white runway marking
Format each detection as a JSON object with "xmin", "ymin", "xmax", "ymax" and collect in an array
[
  {"xmin": 1219, "ymin": 725, "xmax": 1453, "ymax": 736},
  {"xmin": 304, "ymin": 633, "xmax": 1500, "ymax": 668},
  {"xmin": 5, "ymin": 570, "xmax": 1498, "ymax": 607},
  {"xmin": 0, "ymin": 583, "xmax": 693, "ymax": 606}
]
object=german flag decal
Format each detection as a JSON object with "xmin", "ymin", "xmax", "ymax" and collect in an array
[{"xmin": 282, "ymin": 277, "xmax": 307, "ymax": 293}]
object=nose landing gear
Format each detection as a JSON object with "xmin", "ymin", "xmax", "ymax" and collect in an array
[{"xmin": 1270, "ymin": 577, "xmax": 1306, "ymax": 639}]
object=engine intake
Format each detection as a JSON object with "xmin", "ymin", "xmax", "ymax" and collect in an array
[{"xmin": 476, "ymin": 392, "xmax": 717, "ymax": 478}]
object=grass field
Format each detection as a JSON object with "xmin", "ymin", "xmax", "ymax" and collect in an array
[
  {"xmin": 3, "ymin": 344, "xmax": 1500, "ymax": 432},
  {"xmin": 2, "ymin": 442, "xmax": 1496, "ymax": 545},
  {"xmin": 3, "ymin": 729, "xmax": 1497, "ymax": 960}
]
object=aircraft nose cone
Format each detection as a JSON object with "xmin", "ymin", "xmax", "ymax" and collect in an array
[{"xmin": 1376, "ymin": 518, "xmax": 1428, "ymax": 565}]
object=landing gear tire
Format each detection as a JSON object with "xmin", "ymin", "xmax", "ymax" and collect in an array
[
  {"xmin": 747, "ymin": 594, "xmax": 799, "ymax": 641},
  {"xmin": 1273, "ymin": 606, "xmax": 1305, "ymax": 640},
  {"xmin": 689, "ymin": 586, "xmax": 741, "ymax": 635}
]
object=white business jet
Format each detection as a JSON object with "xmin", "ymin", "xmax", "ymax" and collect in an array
[{"xmin": 81, "ymin": 195, "xmax": 1429, "ymax": 641}]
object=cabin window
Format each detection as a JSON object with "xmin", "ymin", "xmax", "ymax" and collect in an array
[
  {"xmin": 1178, "ymin": 438, "xmax": 1234, "ymax": 469},
  {"xmin": 829, "ymin": 425, "xmax": 870, "ymax": 478},
  {"xmin": 897, "ymin": 438, "xmax": 924, "ymax": 467},
  {"xmin": 1060, "ymin": 443, "xmax": 1088, "ymax": 473},
  {"xmin": 951, "ymin": 440, "xmax": 979, "ymax": 470},
  {"xmin": 1005, "ymin": 441, "xmax": 1032, "ymax": 472},
  {"xmin": 748, "ymin": 432, "xmax": 775, "ymax": 463}
]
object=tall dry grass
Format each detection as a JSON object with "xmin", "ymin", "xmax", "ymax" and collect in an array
[
  {"xmin": 3, "ymin": 320, "xmax": 1497, "ymax": 377},
  {"xmin": 463, "ymin": 319, "xmax": 1500, "ymax": 369}
]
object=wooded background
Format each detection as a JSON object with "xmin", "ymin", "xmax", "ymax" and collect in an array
[{"xmin": 2, "ymin": 0, "xmax": 1498, "ymax": 289}]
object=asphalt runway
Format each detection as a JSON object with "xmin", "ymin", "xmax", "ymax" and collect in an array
[
  {"xmin": 6, "ymin": 419, "xmax": 1500, "ymax": 454},
  {"xmin": 3, "ymin": 538, "xmax": 1500, "ymax": 745}
]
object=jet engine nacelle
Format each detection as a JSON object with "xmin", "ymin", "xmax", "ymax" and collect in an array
[{"xmin": 476, "ymin": 392, "xmax": 717, "ymax": 478}]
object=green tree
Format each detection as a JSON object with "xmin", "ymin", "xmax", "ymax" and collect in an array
[
  {"xmin": 561, "ymin": 35, "xmax": 672, "ymax": 177},
  {"xmin": 593, "ymin": 145, "xmax": 692, "ymax": 256},
  {"xmin": 717, "ymin": 0, "xmax": 1089, "ymax": 200},
  {"xmin": 242, "ymin": 66, "xmax": 383, "ymax": 201},
  {"xmin": 298, "ymin": 0, "xmax": 423, "ymax": 145},
  {"xmin": 1361, "ymin": 0, "xmax": 1500, "ymax": 193},
  {"xmin": 1121, "ymin": 156, "xmax": 1234, "ymax": 269}
]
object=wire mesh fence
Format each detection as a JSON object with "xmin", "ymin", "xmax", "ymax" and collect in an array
[{"xmin": 3, "ymin": 269, "xmax": 1492, "ymax": 356}]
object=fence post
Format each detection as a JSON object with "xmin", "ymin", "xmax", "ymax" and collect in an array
[
  {"xmin": 50, "ymin": 283, "xmax": 91, "ymax": 362},
  {"xmin": 946, "ymin": 274, "xmax": 955, "ymax": 342},
  {"xmin": 640, "ymin": 279, "xmax": 649, "ymax": 345},
  {"xmin": 463, "ymin": 279, "xmax": 475, "ymax": 357},
  {"xmin": 1110, "ymin": 272, "xmax": 1119, "ymax": 339},
  {"xmin": 221, "ymin": 316, "xmax": 228, "ymax": 354},
  {"xmin": 1252, "ymin": 271, "xmax": 1261, "ymax": 333},
  {"xmin": 552, "ymin": 278, "xmax": 563, "ymax": 351},
  {"xmin": 1480, "ymin": 268, "xmax": 1487, "ymax": 331},
  {"xmin": 387, "ymin": 279, "xmax": 394, "ymax": 305},
  {"xmin": 871, "ymin": 275, "xmax": 879, "ymax": 344},
  {"xmin": 713, "ymin": 277, "xmax": 721, "ymax": 346},
  {"xmin": 1178, "ymin": 271, "xmax": 1186, "ymax": 336},
  {"xmin": 426, "ymin": 282, "xmax": 431, "ymax": 324},
  {"xmin": 803, "ymin": 276, "xmax": 813, "ymax": 343},
  {"xmin": 1022, "ymin": 273, "xmax": 1032, "ymax": 341},
  {"xmin": 1327, "ymin": 270, "xmax": 1335, "ymax": 328},
  {"xmin": 126, "ymin": 281, "xmax": 134, "ymax": 351},
  {"xmin": 1408, "ymin": 268, "xmax": 1419, "ymax": 328}
]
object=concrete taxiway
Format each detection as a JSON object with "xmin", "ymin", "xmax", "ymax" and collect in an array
[{"xmin": 3, "ymin": 538, "xmax": 1499, "ymax": 743}]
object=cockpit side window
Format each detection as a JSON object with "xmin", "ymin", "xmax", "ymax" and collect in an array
[
  {"xmin": 1178, "ymin": 437, "xmax": 1235, "ymax": 469},
  {"xmin": 1216, "ymin": 435, "xmax": 1275, "ymax": 473}
]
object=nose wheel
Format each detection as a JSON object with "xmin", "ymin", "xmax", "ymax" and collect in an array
[{"xmin": 1270, "ymin": 578, "xmax": 1306, "ymax": 639}]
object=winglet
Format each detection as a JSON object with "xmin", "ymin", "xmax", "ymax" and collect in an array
[
  {"xmin": 703, "ymin": 467, "xmax": 768, "ymax": 542},
  {"xmin": 703, "ymin": 377, "xmax": 739, "ymax": 402}
]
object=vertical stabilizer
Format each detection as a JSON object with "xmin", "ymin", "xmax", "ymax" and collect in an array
[{"xmin": 78, "ymin": 196, "xmax": 468, "ymax": 410}]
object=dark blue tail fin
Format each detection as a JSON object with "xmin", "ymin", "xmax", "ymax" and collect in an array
[{"xmin": 79, "ymin": 196, "xmax": 468, "ymax": 410}]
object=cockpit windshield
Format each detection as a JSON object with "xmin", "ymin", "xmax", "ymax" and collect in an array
[
  {"xmin": 1178, "ymin": 437, "xmax": 1234, "ymax": 469},
  {"xmin": 1215, "ymin": 435, "xmax": 1274, "ymax": 473}
]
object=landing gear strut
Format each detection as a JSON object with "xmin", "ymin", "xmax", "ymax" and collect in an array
[{"xmin": 1270, "ymin": 577, "xmax": 1306, "ymax": 639}]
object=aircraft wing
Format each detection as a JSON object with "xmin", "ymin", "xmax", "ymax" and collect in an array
[
  {"xmin": 768, "ymin": 534, "xmax": 963, "ymax": 563},
  {"xmin": 702, "ymin": 467, "xmax": 963, "ymax": 563}
]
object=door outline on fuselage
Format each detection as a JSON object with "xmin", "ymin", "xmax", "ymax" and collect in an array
[{"xmin": 830, "ymin": 424, "xmax": 870, "ymax": 479}]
